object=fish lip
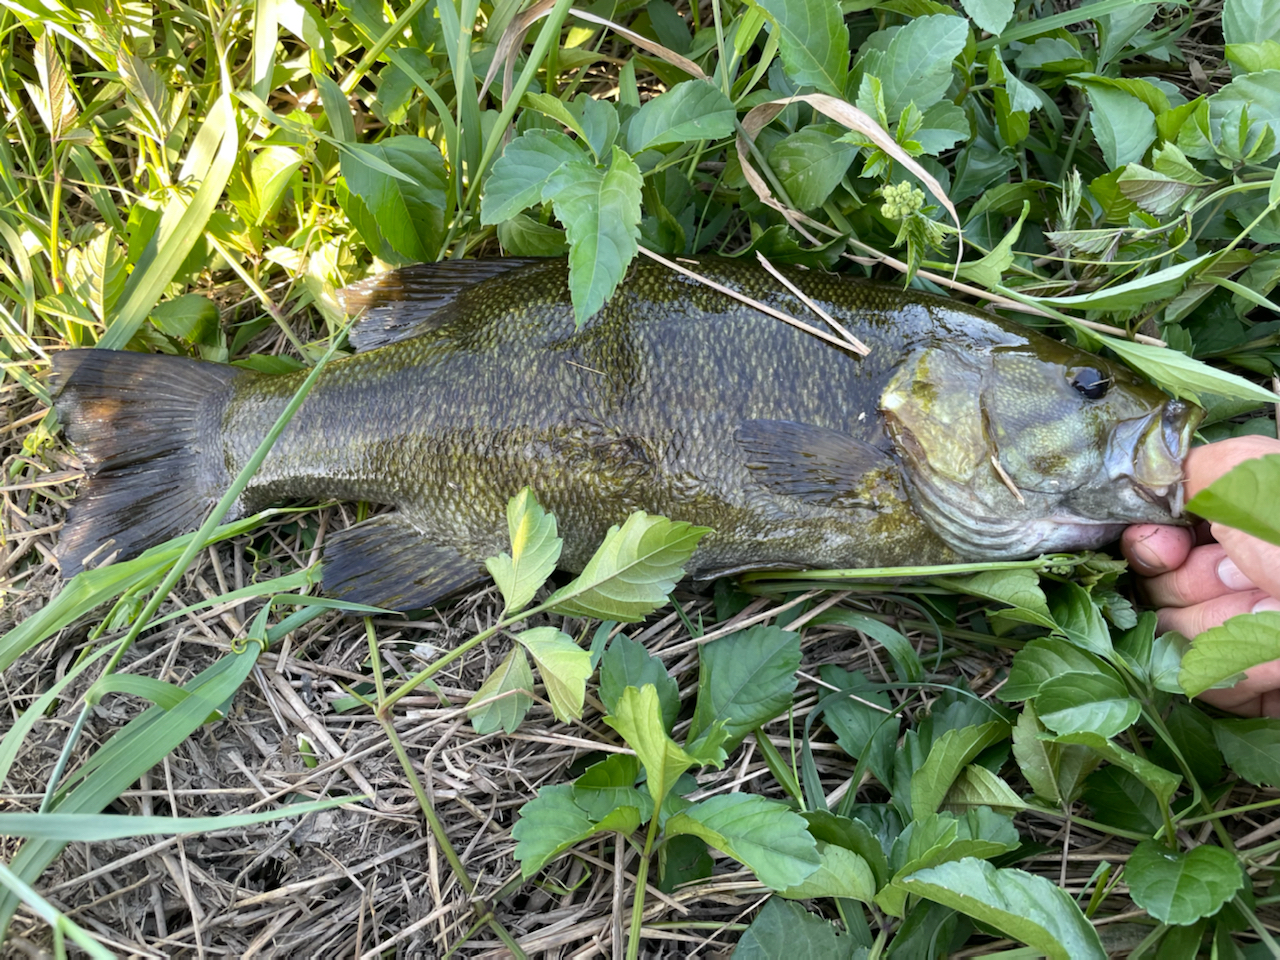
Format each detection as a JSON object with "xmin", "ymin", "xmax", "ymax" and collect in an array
[{"xmin": 1121, "ymin": 399, "xmax": 1203, "ymax": 519}]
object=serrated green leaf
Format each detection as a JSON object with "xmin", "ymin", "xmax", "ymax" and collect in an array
[
  {"xmin": 768, "ymin": 124, "xmax": 857, "ymax": 211},
  {"xmin": 546, "ymin": 148, "xmax": 643, "ymax": 327},
  {"xmin": 625, "ymin": 80, "xmax": 736, "ymax": 152},
  {"xmin": 1047, "ymin": 581, "xmax": 1114, "ymax": 657},
  {"xmin": 911, "ymin": 721, "xmax": 1011, "ymax": 817},
  {"xmin": 1214, "ymin": 717, "xmax": 1280, "ymax": 786},
  {"xmin": 486, "ymin": 488, "xmax": 563, "ymax": 615},
  {"xmin": 778, "ymin": 841, "xmax": 877, "ymax": 902},
  {"xmin": 480, "ymin": 130, "xmax": 585, "ymax": 224},
  {"xmin": 1126, "ymin": 840, "xmax": 1245, "ymax": 925},
  {"xmin": 943, "ymin": 764, "xmax": 1027, "ymax": 812},
  {"xmin": 960, "ymin": 0, "xmax": 1012, "ymax": 35},
  {"xmin": 665, "ymin": 793, "xmax": 820, "ymax": 890},
  {"xmin": 734, "ymin": 898, "xmax": 860, "ymax": 959},
  {"xmin": 898, "ymin": 858, "xmax": 1107, "ymax": 960},
  {"xmin": 802, "ymin": 809, "xmax": 892, "ymax": 890},
  {"xmin": 340, "ymin": 136, "xmax": 447, "ymax": 262},
  {"xmin": 1036, "ymin": 672, "xmax": 1141, "ymax": 739},
  {"xmin": 571, "ymin": 753, "xmax": 655, "ymax": 823},
  {"xmin": 1088, "ymin": 329, "xmax": 1278, "ymax": 406},
  {"xmin": 754, "ymin": 0, "xmax": 849, "ymax": 96},
  {"xmin": 1116, "ymin": 164, "xmax": 1202, "ymax": 217},
  {"xmin": 1002, "ymin": 638, "xmax": 1115, "ymax": 702},
  {"xmin": 522, "ymin": 91, "xmax": 591, "ymax": 143},
  {"xmin": 516, "ymin": 626, "xmax": 591, "ymax": 723},
  {"xmin": 1013, "ymin": 702, "xmax": 1101, "ymax": 805},
  {"xmin": 1223, "ymin": 0, "xmax": 1280, "ymax": 46},
  {"xmin": 497, "ymin": 213, "xmax": 568, "ymax": 255},
  {"xmin": 936, "ymin": 568, "xmax": 1053, "ymax": 625},
  {"xmin": 881, "ymin": 14, "xmax": 969, "ymax": 119},
  {"xmin": 1179, "ymin": 612, "xmax": 1280, "ymax": 697},
  {"xmin": 688, "ymin": 625, "xmax": 800, "ymax": 748},
  {"xmin": 817, "ymin": 667, "xmax": 898, "ymax": 789},
  {"xmin": 1048, "ymin": 731, "xmax": 1181, "ymax": 808},
  {"xmin": 606, "ymin": 685, "xmax": 705, "ymax": 810},
  {"xmin": 547, "ymin": 510, "xmax": 709, "ymax": 621},
  {"xmin": 1186, "ymin": 455, "xmax": 1280, "ymax": 547},
  {"xmin": 958, "ymin": 200, "xmax": 1027, "ymax": 288},
  {"xmin": 466, "ymin": 645, "xmax": 534, "ymax": 734},
  {"xmin": 599, "ymin": 635, "xmax": 680, "ymax": 732},
  {"xmin": 512, "ymin": 784, "xmax": 641, "ymax": 876}
]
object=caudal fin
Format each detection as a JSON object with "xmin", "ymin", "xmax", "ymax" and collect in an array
[{"xmin": 52, "ymin": 349, "xmax": 245, "ymax": 576}]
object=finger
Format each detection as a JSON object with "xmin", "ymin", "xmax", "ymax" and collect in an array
[
  {"xmin": 1209, "ymin": 523, "xmax": 1280, "ymax": 599},
  {"xmin": 1197, "ymin": 659, "xmax": 1280, "ymax": 718},
  {"xmin": 1141, "ymin": 543, "xmax": 1244, "ymax": 608},
  {"xmin": 1184, "ymin": 436, "xmax": 1280, "ymax": 500},
  {"xmin": 1121, "ymin": 524, "xmax": 1193, "ymax": 576},
  {"xmin": 1155, "ymin": 590, "xmax": 1280, "ymax": 638}
]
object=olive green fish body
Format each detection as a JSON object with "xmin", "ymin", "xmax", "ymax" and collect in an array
[{"xmin": 53, "ymin": 257, "xmax": 1200, "ymax": 610}]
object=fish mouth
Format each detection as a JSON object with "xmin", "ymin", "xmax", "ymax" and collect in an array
[{"xmin": 1108, "ymin": 399, "xmax": 1203, "ymax": 519}]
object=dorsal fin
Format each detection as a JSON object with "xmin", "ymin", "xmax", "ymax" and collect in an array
[{"xmin": 340, "ymin": 258, "xmax": 547, "ymax": 350}]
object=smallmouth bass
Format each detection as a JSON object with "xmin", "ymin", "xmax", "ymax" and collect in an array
[{"xmin": 52, "ymin": 257, "xmax": 1201, "ymax": 610}]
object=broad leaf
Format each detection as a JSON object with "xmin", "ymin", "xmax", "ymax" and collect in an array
[
  {"xmin": 480, "ymin": 130, "xmax": 585, "ymax": 224},
  {"xmin": 1012, "ymin": 703, "xmax": 1100, "ymax": 805},
  {"xmin": 1179, "ymin": 612, "xmax": 1280, "ymax": 697},
  {"xmin": 1126, "ymin": 840, "xmax": 1245, "ymax": 925},
  {"xmin": 1223, "ymin": 0, "xmax": 1280, "ymax": 45},
  {"xmin": 778, "ymin": 841, "xmax": 877, "ymax": 902},
  {"xmin": 754, "ymin": 0, "xmax": 849, "ymax": 96},
  {"xmin": 1214, "ymin": 717, "xmax": 1280, "ymax": 786},
  {"xmin": 546, "ymin": 148, "xmax": 643, "ymax": 327},
  {"xmin": 1047, "ymin": 581, "xmax": 1114, "ymax": 657},
  {"xmin": 802, "ymin": 810, "xmax": 892, "ymax": 889},
  {"xmin": 911, "ymin": 722, "xmax": 1011, "ymax": 817},
  {"xmin": 688, "ymin": 625, "xmax": 801, "ymax": 747},
  {"xmin": 960, "ymin": 0, "xmax": 1013, "ymax": 35},
  {"xmin": 769, "ymin": 124, "xmax": 858, "ymax": 211},
  {"xmin": 898, "ymin": 858, "xmax": 1106, "ymax": 960},
  {"xmin": 665, "ymin": 793, "xmax": 820, "ymax": 891},
  {"xmin": 1084, "ymin": 84, "xmax": 1156, "ymax": 169},
  {"xmin": 599, "ymin": 635, "xmax": 680, "ymax": 733},
  {"xmin": 1001, "ymin": 638, "xmax": 1114, "ymax": 702},
  {"xmin": 547, "ymin": 511, "xmax": 710, "ymax": 621},
  {"xmin": 1049, "ymin": 731, "xmax": 1181, "ymax": 808},
  {"xmin": 340, "ymin": 136, "xmax": 448, "ymax": 262},
  {"xmin": 516, "ymin": 627, "xmax": 591, "ymax": 723},
  {"xmin": 486, "ymin": 488, "xmax": 563, "ymax": 615},
  {"xmin": 1186, "ymin": 455, "xmax": 1280, "ymax": 547},
  {"xmin": 625, "ymin": 80, "xmax": 736, "ymax": 152},
  {"xmin": 1093, "ymin": 329, "xmax": 1279, "ymax": 405},
  {"xmin": 937, "ymin": 568, "xmax": 1054, "ymax": 628},
  {"xmin": 466, "ymin": 645, "xmax": 534, "ymax": 734},
  {"xmin": 512, "ymin": 784, "xmax": 641, "ymax": 876},
  {"xmin": 881, "ymin": 15, "xmax": 970, "ymax": 119},
  {"xmin": 943, "ymin": 764, "xmax": 1027, "ymax": 812},
  {"xmin": 734, "ymin": 898, "xmax": 861, "ymax": 959},
  {"xmin": 1035, "ymin": 672, "xmax": 1141, "ymax": 739},
  {"xmin": 605, "ymin": 685, "xmax": 712, "ymax": 810},
  {"xmin": 818, "ymin": 667, "xmax": 898, "ymax": 789}
]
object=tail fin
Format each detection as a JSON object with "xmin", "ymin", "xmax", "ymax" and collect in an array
[{"xmin": 51, "ymin": 350, "xmax": 245, "ymax": 576}]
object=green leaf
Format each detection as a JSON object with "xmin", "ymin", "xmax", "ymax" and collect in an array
[
  {"xmin": 0, "ymin": 798, "xmax": 355, "ymax": 841},
  {"xmin": 734, "ymin": 898, "xmax": 861, "ymax": 959},
  {"xmin": 1214, "ymin": 717, "xmax": 1280, "ymax": 786},
  {"xmin": 547, "ymin": 510, "xmax": 710, "ymax": 621},
  {"xmin": 944, "ymin": 764, "xmax": 1027, "ymax": 812},
  {"xmin": 960, "ymin": 0, "xmax": 1012, "ymax": 35},
  {"xmin": 605, "ymin": 685, "xmax": 708, "ymax": 810},
  {"xmin": 466, "ymin": 645, "xmax": 534, "ymax": 734},
  {"xmin": 546, "ymin": 148, "xmax": 643, "ymax": 327},
  {"xmin": 577, "ymin": 95, "xmax": 620, "ymax": 159},
  {"xmin": 1001, "ymin": 638, "xmax": 1115, "ymax": 702},
  {"xmin": 1228, "ymin": 41, "xmax": 1280, "ymax": 75},
  {"xmin": 248, "ymin": 145, "xmax": 303, "ymax": 224},
  {"xmin": 1179, "ymin": 612, "xmax": 1280, "ymax": 697},
  {"xmin": 1049, "ymin": 731, "xmax": 1181, "ymax": 808},
  {"xmin": 1117, "ymin": 164, "xmax": 1202, "ymax": 217},
  {"xmin": 754, "ymin": 0, "xmax": 850, "ymax": 96},
  {"xmin": 521, "ymin": 92, "xmax": 592, "ymax": 143},
  {"xmin": 911, "ymin": 721, "xmax": 1011, "ymax": 817},
  {"xmin": 958, "ymin": 200, "xmax": 1028, "ymax": 288},
  {"xmin": 486, "ymin": 488, "xmax": 563, "ymax": 615},
  {"xmin": 625, "ymin": 80, "xmax": 736, "ymax": 152},
  {"xmin": 898, "ymin": 859, "xmax": 1107, "ymax": 960},
  {"xmin": 1223, "ymin": 0, "xmax": 1280, "ymax": 47},
  {"xmin": 1047, "ymin": 581, "xmax": 1114, "ymax": 657},
  {"xmin": 516, "ymin": 627, "xmax": 591, "ymax": 723},
  {"xmin": 572, "ymin": 754, "xmax": 654, "ymax": 823},
  {"xmin": 768, "ymin": 124, "xmax": 858, "ymax": 211},
  {"xmin": 916, "ymin": 100, "xmax": 971, "ymax": 155},
  {"xmin": 778, "ymin": 841, "xmax": 877, "ymax": 902},
  {"xmin": 1013, "ymin": 702, "xmax": 1100, "ymax": 805},
  {"xmin": 599, "ymin": 635, "xmax": 680, "ymax": 732},
  {"xmin": 1036, "ymin": 251, "xmax": 1217, "ymax": 313},
  {"xmin": 817, "ymin": 667, "xmax": 898, "ymax": 788},
  {"xmin": 480, "ymin": 130, "xmax": 585, "ymax": 224},
  {"xmin": 1186, "ymin": 455, "xmax": 1280, "ymax": 547},
  {"xmin": 881, "ymin": 14, "xmax": 970, "ymax": 119},
  {"xmin": 1035, "ymin": 672, "xmax": 1141, "ymax": 739},
  {"xmin": 665, "ymin": 793, "xmax": 820, "ymax": 890},
  {"xmin": 1126, "ymin": 840, "xmax": 1245, "ymax": 925},
  {"xmin": 512, "ymin": 784, "xmax": 642, "ymax": 877},
  {"xmin": 1204, "ymin": 72, "xmax": 1280, "ymax": 162},
  {"xmin": 937, "ymin": 568, "xmax": 1053, "ymax": 627},
  {"xmin": 802, "ymin": 809, "xmax": 892, "ymax": 889},
  {"xmin": 497, "ymin": 213, "xmax": 568, "ymax": 256},
  {"xmin": 340, "ymin": 136, "xmax": 448, "ymax": 262},
  {"xmin": 688, "ymin": 625, "xmax": 800, "ymax": 747},
  {"xmin": 149, "ymin": 293, "xmax": 220, "ymax": 345},
  {"xmin": 1087, "ymin": 329, "xmax": 1279, "ymax": 406}
]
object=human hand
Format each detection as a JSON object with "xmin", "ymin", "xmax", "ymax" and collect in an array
[{"xmin": 1121, "ymin": 435, "xmax": 1280, "ymax": 717}]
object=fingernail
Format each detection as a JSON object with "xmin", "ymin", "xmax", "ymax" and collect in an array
[
  {"xmin": 1253, "ymin": 598, "xmax": 1280, "ymax": 615},
  {"xmin": 1219, "ymin": 557, "xmax": 1256, "ymax": 591},
  {"xmin": 1130, "ymin": 541, "xmax": 1162, "ymax": 571}
]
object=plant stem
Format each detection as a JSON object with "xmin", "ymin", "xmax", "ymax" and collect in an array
[{"xmin": 625, "ymin": 815, "xmax": 662, "ymax": 960}]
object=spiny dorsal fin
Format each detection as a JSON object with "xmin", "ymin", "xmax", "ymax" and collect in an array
[
  {"xmin": 322, "ymin": 513, "xmax": 487, "ymax": 612},
  {"xmin": 340, "ymin": 258, "xmax": 547, "ymax": 350},
  {"xmin": 736, "ymin": 419, "xmax": 894, "ymax": 507}
]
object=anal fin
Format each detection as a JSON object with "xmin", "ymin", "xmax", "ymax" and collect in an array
[
  {"xmin": 736, "ymin": 419, "xmax": 895, "ymax": 507},
  {"xmin": 322, "ymin": 514, "xmax": 485, "ymax": 612}
]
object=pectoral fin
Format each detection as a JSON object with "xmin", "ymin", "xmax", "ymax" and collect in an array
[
  {"xmin": 736, "ymin": 419, "xmax": 895, "ymax": 507},
  {"xmin": 323, "ymin": 514, "xmax": 486, "ymax": 612}
]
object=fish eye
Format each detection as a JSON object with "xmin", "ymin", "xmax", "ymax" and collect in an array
[{"xmin": 1069, "ymin": 367, "xmax": 1110, "ymax": 400}]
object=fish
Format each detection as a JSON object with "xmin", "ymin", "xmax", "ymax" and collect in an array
[{"xmin": 51, "ymin": 256, "xmax": 1202, "ymax": 611}]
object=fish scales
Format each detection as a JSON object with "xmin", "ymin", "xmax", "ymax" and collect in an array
[{"xmin": 52, "ymin": 257, "xmax": 1200, "ymax": 611}]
